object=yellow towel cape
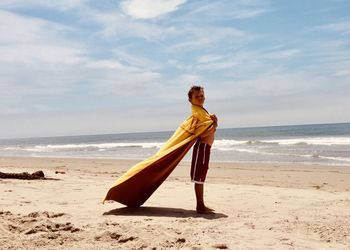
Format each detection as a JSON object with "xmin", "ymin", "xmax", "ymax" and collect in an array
[{"xmin": 103, "ymin": 105, "xmax": 213, "ymax": 207}]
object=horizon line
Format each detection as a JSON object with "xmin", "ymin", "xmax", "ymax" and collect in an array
[{"xmin": 1, "ymin": 121, "xmax": 349, "ymax": 141}]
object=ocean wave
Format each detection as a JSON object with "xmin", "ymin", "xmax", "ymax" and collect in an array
[
  {"xmin": 212, "ymin": 147, "xmax": 350, "ymax": 163},
  {"xmin": 3, "ymin": 136, "xmax": 349, "ymax": 153},
  {"xmin": 213, "ymin": 137, "xmax": 350, "ymax": 148},
  {"xmin": 262, "ymin": 137, "xmax": 350, "ymax": 146},
  {"xmin": 212, "ymin": 147, "xmax": 260, "ymax": 154},
  {"xmin": 291, "ymin": 153, "xmax": 350, "ymax": 162},
  {"xmin": 317, "ymin": 155, "xmax": 350, "ymax": 162},
  {"xmin": 2, "ymin": 142, "xmax": 164, "ymax": 152},
  {"xmin": 1, "ymin": 138, "xmax": 349, "ymax": 164},
  {"xmin": 212, "ymin": 139, "xmax": 248, "ymax": 147}
]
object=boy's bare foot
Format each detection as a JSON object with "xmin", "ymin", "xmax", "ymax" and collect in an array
[{"xmin": 196, "ymin": 206, "xmax": 215, "ymax": 214}]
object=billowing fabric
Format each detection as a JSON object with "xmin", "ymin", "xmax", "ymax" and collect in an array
[{"xmin": 103, "ymin": 105, "xmax": 213, "ymax": 207}]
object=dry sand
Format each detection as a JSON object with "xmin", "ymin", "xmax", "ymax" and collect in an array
[{"xmin": 0, "ymin": 156, "xmax": 350, "ymax": 249}]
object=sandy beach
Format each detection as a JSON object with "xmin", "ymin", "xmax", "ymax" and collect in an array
[{"xmin": 1, "ymin": 156, "xmax": 349, "ymax": 249}]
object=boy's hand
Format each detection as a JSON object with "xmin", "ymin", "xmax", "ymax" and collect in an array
[{"xmin": 210, "ymin": 114, "xmax": 218, "ymax": 128}]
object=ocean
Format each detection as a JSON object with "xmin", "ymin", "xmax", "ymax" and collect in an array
[{"xmin": 0, "ymin": 123, "xmax": 349, "ymax": 165}]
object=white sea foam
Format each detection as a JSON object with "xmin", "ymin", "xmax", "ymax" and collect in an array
[
  {"xmin": 318, "ymin": 155, "xmax": 350, "ymax": 162},
  {"xmin": 213, "ymin": 137, "xmax": 350, "ymax": 148},
  {"xmin": 262, "ymin": 137, "xmax": 350, "ymax": 146},
  {"xmin": 212, "ymin": 139, "xmax": 250, "ymax": 150},
  {"xmin": 1, "ymin": 135, "xmax": 349, "ymax": 164},
  {"xmin": 2, "ymin": 142, "xmax": 164, "ymax": 152},
  {"xmin": 4, "ymin": 137, "xmax": 348, "ymax": 154},
  {"xmin": 214, "ymin": 148, "xmax": 350, "ymax": 163},
  {"xmin": 293, "ymin": 153, "xmax": 350, "ymax": 162}
]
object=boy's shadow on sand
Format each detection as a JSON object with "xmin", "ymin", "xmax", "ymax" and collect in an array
[{"xmin": 103, "ymin": 206, "xmax": 228, "ymax": 220}]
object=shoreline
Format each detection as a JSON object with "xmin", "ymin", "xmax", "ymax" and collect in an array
[
  {"xmin": 1, "ymin": 155, "xmax": 349, "ymax": 167},
  {"xmin": 1, "ymin": 156, "xmax": 350, "ymax": 192},
  {"xmin": 1, "ymin": 156, "xmax": 350, "ymax": 249}
]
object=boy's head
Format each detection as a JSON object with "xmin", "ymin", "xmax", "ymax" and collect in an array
[{"xmin": 188, "ymin": 85, "xmax": 205, "ymax": 106}]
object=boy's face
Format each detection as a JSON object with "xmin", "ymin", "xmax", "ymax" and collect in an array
[{"xmin": 190, "ymin": 89, "xmax": 205, "ymax": 106}]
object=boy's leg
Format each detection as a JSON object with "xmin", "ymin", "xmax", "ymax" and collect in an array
[
  {"xmin": 195, "ymin": 183, "xmax": 204, "ymax": 207},
  {"xmin": 191, "ymin": 141, "xmax": 214, "ymax": 214},
  {"xmin": 195, "ymin": 183, "xmax": 214, "ymax": 214}
]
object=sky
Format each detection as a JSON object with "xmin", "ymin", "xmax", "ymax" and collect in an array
[{"xmin": 0, "ymin": 0, "xmax": 350, "ymax": 139}]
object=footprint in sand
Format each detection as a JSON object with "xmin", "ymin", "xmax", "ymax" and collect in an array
[
  {"xmin": 212, "ymin": 244, "xmax": 229, "ymax": 249},
  {"xmin": 118, "ymin": 236, "xmax": 137, "ymax": 243},
  {"xmin": 95, "ymin": 231, "xmax": 137, "ymax": 243},
  {"xmin": 161, "ymin": 238, "xmax": 187, "ymax": 248},
  {"xmin": 2, "ymin": 211, "xmax": 81, "ymax": 238},
  {"xmin": 25, "ymin": 222, "xmax": 80, "ymax": 235}
]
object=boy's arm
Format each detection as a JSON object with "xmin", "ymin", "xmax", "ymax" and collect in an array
[
  {"xmin": 199, "ymin": 115, "xmax": 218, "ymax": 138},
  {"xmin": 199, "ymin": 124, "xmax": 216, "ymax": 138}
]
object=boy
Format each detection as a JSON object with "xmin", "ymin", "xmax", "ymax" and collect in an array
[
  {"xmin": 188, "ymin": 86, "xmax": 218, "ymax": 214},
  {"xmin": 104, "ymin": 86, "xmax": 217, "ymax": 209}
]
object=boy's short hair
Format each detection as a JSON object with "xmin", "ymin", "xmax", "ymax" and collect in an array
[{"xmin": 188, "ymin": 85, "xmax": 204, "ymax": 102}]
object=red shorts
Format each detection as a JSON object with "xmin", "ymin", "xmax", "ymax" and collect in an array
[{"xmin": 191, "ymin": 140, "xmax": 211, "ymax": 184}]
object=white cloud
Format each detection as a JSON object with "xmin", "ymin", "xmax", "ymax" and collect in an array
[
  {"xmin": 167, "ymin": 26, "xmax": 248, "ymax": 52},
  {"xmin": 299, "ymin": 39, "xmax": 350, "ymax": 78},
  {"xmin": 196, "ymin": 54, "xmax": 225, "ymax": 64},
  {"xmin": 203, "ymin": 70, "xmax": 339, "ymax": 102},
  {"xmin": 88, "ymin": 67, "xmax": 163, "ymax": 98},
  {"xmin": 196, "ymin": 52, "xmax": 255, "ymax": 71},
  {"xmin": 194, "ymin": 47, "xmax": 300, "ymax": 75},
  {"xmin": 88, "ymin": 10, "xmax": 175, "ymax": 41},
  {"xmin": 86, "ymin": 6, "xmax": 249, "ymax": 55},
  {"xmin": 178, "ymin": 74, "xmax": 202, "ymax": 85},
  {"xmin": 204, "ymin": 70, "xmax": 350, "ymax": 128},
  {"xmin": 186, "ymin": 1, "xmax": 266, "ymax": 20},
  {"xmin": 85, "ymin": 2, "xmax": 250, "ymax": 51},
  {"xmin": 0, "ymin": 10, "xmax": 86, "ymax": 114},
  {"xmin": 0, "ymin": 10, "xmax": 84, "ymax": 64},
  {"xmin": 121, "ymin": 0, "xmax": 187, "ymax": 19},
  {"xmin": 112, "ymin": 49, "xmax": 161, "ymax": 71},
  {"xmin": 316, "ymin": 21, "xmax": 350, "ymax": 34},
  {"xmin": 262, "ymin": 49, "xmax": 300, "ymax": 60},
  {"xmin": 0, "ymin": 10, "xmax": 168, "ymax": 115},
  {"xmin": 334, "ymin": 68, "xmax": 350, "ymax": 76},
  {"xmin": 0, "ymin": 1, "xmax": 349, "ymax": 138},
  {"xmin": 86, "ymin": 59, "xmax": 126, "ymax": 70},
  {"xmin": 235, "ymin": 72, "xmax": 322, "ymax": 97},
  {"xmin": 0, "ymin": 0, "xmax": 86, "ymax": 11},
  {"xmin": 233, "ymin": 9, "xmax": 265, "ymax": 19}
]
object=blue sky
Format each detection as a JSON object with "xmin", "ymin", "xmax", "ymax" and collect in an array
[{"xmin": 0, "ymin": 0, "xmax": 349, "ymax": 138}]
